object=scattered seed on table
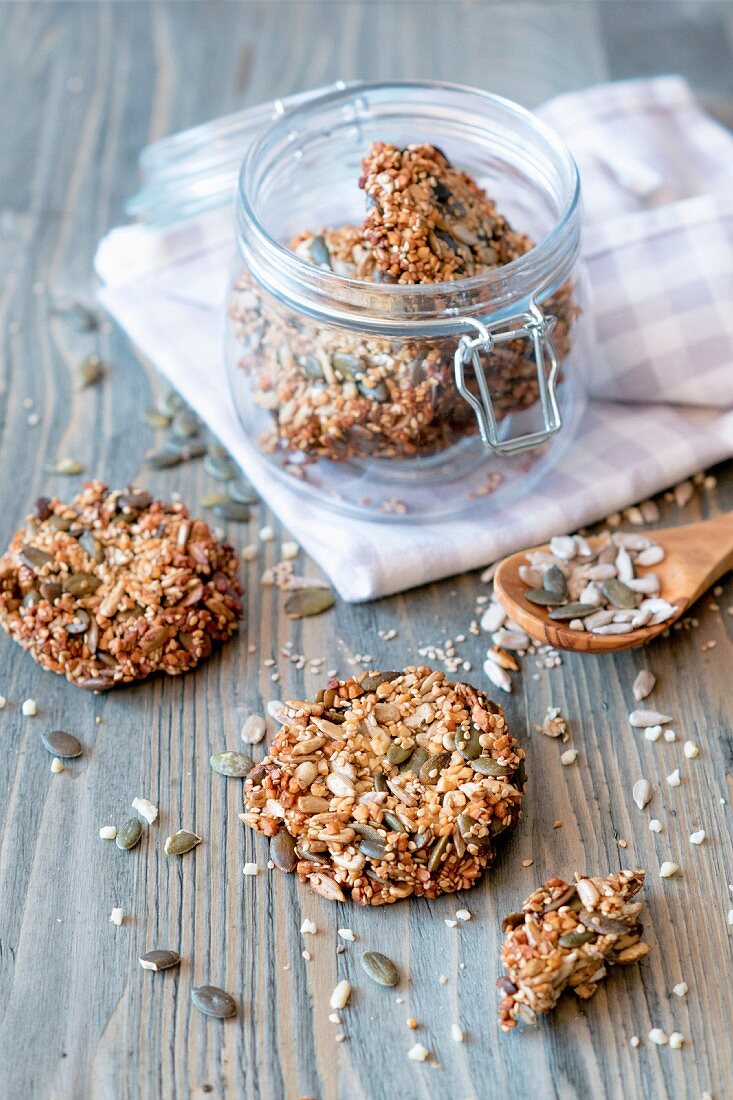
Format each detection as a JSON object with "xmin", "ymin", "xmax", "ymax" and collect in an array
[
  {"xmin": 684, "ymin": 740, "xmax": 700, "ymax": 759},
  {"xmin": 241, "ymin": 714, "xmax": 267, "ymax": 744},
  {"xmin": 78, "ymin": 354, "xmax": 104, "ymax": 387},
  {"xmin": 330, "ymin": 980, "xmax": 351, "ymax": 1010},
  {"xmin": 667, "ymin": 769, "xmax": 681, "ymax": 787},
  {"xmin": 560, "ymin": 748, "xmax": 578, "ymax": 766},
  {"xmin": 212, "ymin": 502, "xmax": 250, "ymax": 523},
  {"xmin": 99, "ymin": 825, "xmax": 117, "ymax": 840},
  {"xmin": 210, "ymin": 750, "xmax": 254, "ymax": 777},
  {"xmin": 243, "ymin": 862, "xmax": 259, "ymax": 876},
  {"xmin": 109, "ymin": 908, "xmax": 124, "ymax": 926},
  {"xmin": 649, "ymin": 1028, "xmax": 668, "ymax": 1045},
  {"xmin": 139, "ymin": 950, "xmax": 181, "ymax": 972},
  {"xmin": 672, "ymin": 982, "xmax": 688, "ymax": 997},
  {"xmin": 689, "ymin": 830, "xmax": 706, "ymax": 845},
  {"xmin": 46, "ymin": 457, "xmax": 84, "ymax": 475},
  {"xmin": 191, "ymin": 985, "xmax": 237, "ymax": 1019},
  {"xmin": 361, "ymin": 951, "xmax": 400, "ymax": 987},
  {"xmin": 50, "ymin": 757, "xmax": 65, "ymax": 774},
  {"xmin": 42, "ymin": 730, "xmax": 82, "ymax": 758},
  {"xmin": 659, "ymin": 862, "xmax": 679, "ymax": 878},
  {"xmin": 629, "ymin": 709, "xmax": 673, "ymax": 728},
  {"xmin": 132, "ymin": 797, "xmax": 158, "ymax": 824},
  {"xmin": 407, "ymin": 1042, "xmax": 430, "ymax": 1062},
  {"xmin": 632, "ymin": 670, "xmax": 655, "ymax": 702},
  {"xmin": 284, "ymin": 587, "xmax": 335, "ymax": 618},
  {"xmin": 164, "ymin": 830, "xmax": 201, "ymax": 856},
  {"xmin": 116, "ymin": 818, "xmax": 143, "ymax": 850},
  {"xmin": 203, "ymin": 453, "xmax": 236, "ymax": 482},
  {"xmin": 270, "ymin": 830, "xmax": 297, "ymax": 873},
  {"xmin": 22, "ymin": 699, "xmax": 37, "ymax": 717},
  {"xmin": 632, "ymin": 779, "xmax": 653, "ymax": 810}
]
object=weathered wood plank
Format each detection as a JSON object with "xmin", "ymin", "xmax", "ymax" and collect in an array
[{"xmin": 0, "ymin": 4, "xmax": 731, "ymax": 1100}]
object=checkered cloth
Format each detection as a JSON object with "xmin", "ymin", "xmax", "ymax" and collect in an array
[{"xmin": 96, "ymin": 77, "xmax": 733, "ymax": 601}]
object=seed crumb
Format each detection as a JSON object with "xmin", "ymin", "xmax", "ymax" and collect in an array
[
  {"xmin": 338, "ymin": 928, "xmax": 355, "ymax": 941},
  {"xmin": 669, "ymin": 1032, "xmax": 684, "ymax": 1049},
  {"xmin": 301, "ymin": 919, "xmax": 317, "ymax": 935},
  {"xmin": 328, "ymin": 1012, "xmax": 340, "ymax": 1024},
  {"xmin": 243, "ymin": 862, "xmax": 259, "ymax": 876},
  {"xmin": 407, "ymin": 1042, "xmax": 430, "ymax": 1062},
  {"xmin": 22, "ymin": 699, "xmax": 37, "ymax": 717},
  {"xmin": 281, "ymin": 541, "xmax": 299, "ymax": 560},
  {"xmin": 522, "ymin": 859, "xmax": 534, "ymax": 868},
  {"xmin": 672, "ymin": 981, "xmax": 688, "ymax": 998},
  {"xmin": 689, "ymin": 829, "xmax": 706, "ymax": 845},
  {"xmin": 444, "ymin": 919, "xmax": 458, "ymax": 928},
  {"xmin": 645, "ymin": 725, "xmax": 663, "ymax": 742},
  {"xmin": 683, "ymin": 741, "xmax": 700, "ymax": 759},
  {"xmin": 99, "ymin": 825, "xmax": 117, "ymax": 840},
  {"xmin": 666, "ymin": 769, "xmax": 681, "ymax": 787},
  {"xmin": 455, "ymin": 909, "xmax": 471, "ymax": 922},
  {"xmin": 560, "ymin": 748, "xmax": 578, "ymax": 766},
  {"xmin": 649, "ymin": 819, "xmax": 663, "ymax": 833},
  {"xmin": 330, "ymin": 979, "xmax": 351, "ymax": 1010},
  {"xmin": 334, "ymin": 1032, "xmax": 347, "ymax": 1043},
  {"xmin": 630, "ymin": 1035, "xmax": 640, "ymax": 1048},
  {"xmin": 438, "ymin": 975, "xmax": 449, "ymax": 985},
  {"xmin": 132, "ymin": 797, "xmax": 158, "ymax": 824},
  {"xmin": 50, "ymin": 757, "xmax": 65, "ymax": 774},
  {"xmin": 302, "ymin": 950, "xmax": 311, "ymax": 961},
  {"xmin": 109, "ymin": 907, "xmax": 124, "ymax": 926},
  {"xmin": 648, "ymin": 1027, "xmax": 668, "ymax": 1045},
  {"xmin": 660, "ymin": 861, "xmax": 679, "ymax": 879},
  {"xmin": 259, "ymin": 525, "xmax": 275, "ymax": 542},
  {"xmin": 406, "ymin": 1017, "xmax": 419, "ymax": 1030},
  {"xmin": 553, "ymin": 820, "xmax": 563, "ymax": 829},
  {"xmin": 0, "ymin": 696, "xmax": 6, "ymax": 709},
  {"xmin": 451, "ymin": 1023, "xmax": 465, "ymax": 1043}
]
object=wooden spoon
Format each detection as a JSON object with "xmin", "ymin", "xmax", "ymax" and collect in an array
[{"xmin": 493, "ymin": 512, "xmax": 733, "ymax": 653}]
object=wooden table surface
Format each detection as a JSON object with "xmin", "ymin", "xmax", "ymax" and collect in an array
[{"xmin": 1, "ymin": 3, "xmax": 732, "ymax": 1098}]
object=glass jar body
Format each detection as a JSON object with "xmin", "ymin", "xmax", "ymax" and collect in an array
[{"xmin": 225, "ymin": 82, "xmax": 593, "ymax": 522}]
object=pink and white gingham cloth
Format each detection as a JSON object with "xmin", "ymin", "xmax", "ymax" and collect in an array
[{"xmin": 96, "ymin": 77, "xmax": 733, "ymax": 601}]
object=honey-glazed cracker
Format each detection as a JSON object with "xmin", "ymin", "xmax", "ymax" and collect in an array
[
  {"xmin": 241, "ymin": 667, "xmax": 526, "ymax": 905},
  {"xmin": 0, "ymin": 481, "xmax": 243, "ymax": 689}
]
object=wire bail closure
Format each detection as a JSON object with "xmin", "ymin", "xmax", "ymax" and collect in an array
[{"xmin": 453, "ymin": 300, "xmax": 561, "ymax": 455}]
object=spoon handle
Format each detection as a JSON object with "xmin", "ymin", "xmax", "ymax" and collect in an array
[{"xmin": 661, "ymin": 511, "xmax": 733, "ymax": 600}]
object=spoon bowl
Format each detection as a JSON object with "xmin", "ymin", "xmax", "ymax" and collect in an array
[{"xmin": 494, "ymin": 512, "xmax": 733, "ymax": 653}]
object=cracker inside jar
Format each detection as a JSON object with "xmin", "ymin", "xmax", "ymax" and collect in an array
[
  {"xmin": 240, "ymin": 667, "xmax": 526, "ymax": 905},
  {"xmin": 229, "ymin": 141, "xmax": 576, "ymax": 464}
]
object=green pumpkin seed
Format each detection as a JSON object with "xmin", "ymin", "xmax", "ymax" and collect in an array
[
  {"xmin": 65, "ymin": 609, "xmax": 91, "ymax": 634},
  {"xmin": 578, "ymin": 910, "xmax": 631, "ymax": 935},
  {"xmin": 543, "ymin": 564, "xmax": 568, "ymax": 596},
  {"xmin": 171, "ymin": 411, "xmax": 200, "ymax": 439},
  {"xmin": 400, "ymin": 746, "xmax": 428, "ymax": 775},
  {"xmin": 559, "ymin": 929, "xmax": 595, "ymax": 948},
  {"xmin": 160, "ymin": 390, "xmax": 186, "ymax": 417},
  {"xmin": 456, "ymin": 812, "xmax": 491, "ymax": 849},
  {"xmin": 48, "ymin": 514, "xmax": 74, "ymax": 532},
  {"xmin": 386, "ymin": 742, "xmax": 412, "ymax": 766},
  {"xmin": 472, "ymin": 756, "xmax": 513, "ymax": 778},
  {"xmin": 419, "ymin": 751, "xmax": 451, "ymax": 785},
  {"xmin": 46, "ymin": 457, "xmax": 84, "ymax": 476},
  {"xmin": 116, "ymin": 818, "xmax": 143, "ymax": 850},
  {"xmin": 332, "ymin": 352, "xmax": 361, "ymax": 380},
  {"xmin": 78, "ymin": 354, "xmax": 104, "ymax": 387},
  {"xmin": 295, "ymin": 845, "xmax": 329, "ymax": 866},
  {"xmin": 201, "ymin": 492, "xmax": 231, "ymax": 508},
  {"xmin": 226, "ymin": 479, "xmax": 257, "ymax": 505},
  {"xmin": 63, "ymin": 572, "xmax": 103, "ymax": 597},
  {"xmin": 164, "ymin": 829, "xmax": 202, "ymax": 856},
  {"xmin": 361, "ymin": 951, "xmax": 399, "ymax": 987},
  {"xmin": 357, "ymin": 380, "xmax": 389, "ymax": 402},
  {"xmin": 143, "ymin": 407, "xmax": 172, "ymax": 429},
  {"xmin": 299, "ymin": 355, "xmax": 323, "ymax": 380},
  {"xmin": 39, "ymin": 580, "xmax": 63, "ymax": 602},
  {"xmin": 165, "ymin": 437, "xmax": 207, "ymax": 460},
  {"xmin": 353, "ymin": 823, "xmax": 387, "ymax": 845},
  {"xmin": 42, "ymin": 730, "xmax": 82, "ymax": 758},
  {"xmin": 78, "ymin": 530, "xmax": 104, "ymax": 563},
  {"xmin": 373, "ymin": 770, "xmax": 388, "ymax": 793},
  {"xmin": 382, "ymin": 811, "xmax": 408, "ymax": 834},
  {"xmin": 412, "ymin": 829, "xmax": 431, "ymax": 851},
  {"xmin": 23, "ymin": 589, "xmax": 40, "ymax": 607},
  {"xmin": 284, "ymin": 587, "xmax": 334, "ymax": 619},
  {"xmin": 270, "ymin": 830, "xmax": 297, "ymax": 873},
  {"xmin": 191, "ymin": 985, "xmax": 237, "ymax": 1019},
  {"xmin": 118, "ymin": 490, "xmax": 152, "ymax": 512},
  {"xmin": 359, "ymin": 838, "xmax": 388, "ymax": 860},
  {"xmin": 525, "ymin": 588, "xmax": 567, "ymax": 607},
  {"xmin": 212, "ymin": 502, "xmax": 250, "ymax": 523},
  {"xmin": 309, "ymin": 235, "xmax": 332, "ymax": 269},
  {"xmin": 601, "ymin": 578, "xmax": 637, "ymax": 609},
  {"xmin": 139, "ymin": 949, "xmax": 181, "ymax": 972},
  {"xmin": 146, "ymin": 448, "xmax": 183, "ymax": 469},
  {"xmin": 19, "ymin": 545, "xmax": 53, "ymax": 571},
  {"xmin": 427, "ymin": 833, "xmax": 452, "ymax": 872},
  {"xmin": 548, "ymin": 602, "xmax": 597, "ymax": 621},
  {"xmin": 455, "ymin": 724, "xmax": 482, "ymax": 761},
  {"xmin": 210, "ymin": 750, "xmax": 254, "ymax": 778},
  {"xmin": 203, "ymin": 453, "xmax": 236, "ymax": 482}
]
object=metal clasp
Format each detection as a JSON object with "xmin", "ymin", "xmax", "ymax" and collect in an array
[{"xmin": 453, "ymin": 300, "xmax": 561, "ymax": 455}]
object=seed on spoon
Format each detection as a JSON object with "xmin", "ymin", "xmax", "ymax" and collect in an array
[
  {"xmin": 548, "ymin": 602, "xmax": 596, "ymax": 621},
  {"xmin": 525, "ymin": 588, "xmax": 567, "ymax": 607}
]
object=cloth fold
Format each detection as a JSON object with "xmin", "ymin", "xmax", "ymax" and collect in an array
[{"xmin": 96, "ymin": 76, "xmax": 733, "ymax": 602}]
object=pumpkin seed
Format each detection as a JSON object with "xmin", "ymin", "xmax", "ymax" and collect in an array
[
  {"xmin": 284, "ymin": 587, "xmax": 334, "ymax": 618},
  {"xmin": 165, "ymin": 437, "xmax": 207, "ymax": 460},
  {"xmin": 171, "ymin": 410, "xmax": 200, "ymax": 439},
  {"xmin": 46, "ymin": 457, "xmax": 84, "ymax": 475},
  {"xmin": 456, "ymin": 813, "xmax": 490, "ymax": 848},
  {"xmin": 386, "ymin": 742, "xmax": 412, "ymax": 766},
  {"xmin": 143, "ymin": 407, "xmax": 172, "ymax": 429},
  {"xmin": 299, "ymin": 354, "xmax": 323, "ymax": 380},
  {"xmin": 558, "ymin": 929, "xmax": 595, "ymax": 948},
  {"xmin": 357, "ymin": 380, "xmax": 389, "ymax": 402},
  {"xmin": 525, "ymin": 588, "xmax": 567, "ymax": 607},
  {"xmin": 78, "ymin": 354, "xmax": 104, "ymax": 388},
  {"xmin": 65, "ymin": 609, "xmax": 91, "ymax": 634},
  {"xmin": 601, "ymin": 578, "xmax": 637, "ymax": 609},
  {"xmin": 139, "ymin": 949, "xmax": 180, "ymax": 972},
  {"xmin": 63, "ymin": 572, "xmax": 103, "ymax": 597},
  {"xmin": 548, "ymin": 602, "xmax": 597, "ymax": 621},
  {"xmin": 203, "ymin": 453, "xmax": 236, "ymax": 482},
  {"xmin": 270, "ymin": 830, "xmax": 297, "ymax": 873},
  {"xmin": 201, "ymin": 492, "xmax": 230, "ymax": 508},
  {"xmin": 210, "ymin": 750, "xmax": 254, "ymax": 777},
  {"xmin": 118, "ymin": 490, "xmax": 152, "ymax": 512},
  {"xmin": 191, "ymin": 985, "xmax": 237, "ymax": 1019},
  {"xmin": 332, "ymin": 352, "xmax": 361, "ymax": 380},
  {"xmin": 309, "ymin": 235, "xmax": 332, "ymax": 269},
  {"xmin": 19, "ymin": 545, "xmax": 53, "ymax": 571},
  {"xmin": 353, "ymin": 823, "xmax": 387, "ymax": 845},
  {"xmin": 24, "ymin": 589, "xmax": 40, "ymax": 607},
  {"xmin": 226, "ymin": 479, "xmax": 257, "ymax": 505},
  {"xmin": 427, "ymin": 834, "xmax": 452, "ymax": 872},
  {"xmin": 543, "ymin": 564, "xmax": 568, "ymax": 596},
  {"xmin": 361, "ymin": 951, "xmax": 399, "ymax": 988},
  {"xmin": 160, "ymin": 389, "xmax": 186, "ymax": 417},
  {"xmin": 472, "ymin": 756, "xmax": 513, "ymax": 778},
  {"xmin": 455, "ymin": 724, "xmax": 482, "ymax": 761},
  {"xmin": 577, "ymin": 909, "xmax": 630, "ymax": 935},
  {"xmin": 295, "ymin": 845, "xmax": 329, "ymax": 866},
  {"xmin": 400, "ymin": 746, "xmax": 427, "ymax": 776},
  {"xmin": 146, "ymin": 448, "xmax": 183, "ymax": 469},
  {"xmin": 382, "ymin": 811, "xmax": 408, "ymax": 834},
  {"xmin": 42, "ymin": 730, "xmax": 82, "ymax": 758},
  {"xmin": 212, "ymin": 502, "xmax": 250, "ymax": 523},
  {"xmin": 164, "ymin": 830, "xmax": 202, "ymax": 856},
  {"xmin": 39, "ymin": 580, "xmax": 63, "ymax": 602},
  {"xmin": 116, "ymin": 818, "xmax": 143, "ymax": 850},
  {"xmin": 419, "ymin": 751, "xmax": 451, "ymax": 784},
  {"xmin": 412, "ymin": 829, "xmax": 431, "ymax": 851},
  {"xmin": 78, "ymin": 530, "xmax": 104, "ymax": 563},
  {"xmin": 48, "ymin": 513, "xmax": 73, "ymax": 532},
  {"xmin": 373, "ymin": 769, "xmax": 388, "ymax": 793}
]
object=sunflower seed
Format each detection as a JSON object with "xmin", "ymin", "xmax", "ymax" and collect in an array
[
  {"xmin": 46, "ymin": 457, "xmax": 84, "ymax": 475},
  {"xmin": 116, "ymin": 818, "xmax": 143, "ymax": 850},
  {"xmin": 636, "ymin": 545, "xmax": 665, "ymax": 567},
  {"xmin": 591, "ymin": 622, "xmax": 633, "ymax": 635},
  {"xmin": 361, "ymin": 951, "xmax": 399, "ymax": 987},
  {"xmin": 242, "ymin": 715, "xmax": 267, "ymax": 744},
  {"xmin": 480, "ymin": 602, "xmax": 506, "ymax": 633},
  {"xmin": 270, "ymin": 830, "xmax": 297, "ymax": 872},
  {"xmin": 164, "ymin": 830, "xmax": 202, "ymax": 856},
  {"xmin": 548, "ymin": 602, "xmax": 596, "ymax": 621},
  {"xmin": 191, "ymin": 985, "xmax": 237, "ymax": 1019},
  {"xmin": 78, "ymin": 354, "xmax": 104, "ymax": 387},
  {"xmin": 549, "ymin": 535, "xmax": 577, "ymax": 560},
  {"xmin": 633, "ymin": 779, "xmax": 653, "ymax": 809},
  {"xmin": 284, "ymin": 587, "xmax": 335, "ymax": 618},
  {"xmin": 42, "ymin": 730, "xmax": 82, "ymax": 758},
  {"xmin": 629, "ymin": 709, "xmax": 673, "ymax": 727},
  {"xmin": 210, "ymin": 750, "xmax": 254, "ymax": 777},
  {"xmin": 483, "ymin": 659, "xmax": 512, "ymax": 692},
  {"xmin": 632, "ymin": 670, "xmax": 656, "ymax": 702},
  {"xmin": 139, "ymin": 950, "xmax": 180, "ymax": 972}
]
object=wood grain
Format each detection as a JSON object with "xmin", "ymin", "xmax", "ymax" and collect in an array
[{"xmin": 0, "ymin": 3, "xmax": 731, "ymax": 1099}]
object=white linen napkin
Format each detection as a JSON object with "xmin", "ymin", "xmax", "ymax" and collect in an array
[{"xmin": 96, "ymin": 77, "xmax": 733, "ymax": 602}]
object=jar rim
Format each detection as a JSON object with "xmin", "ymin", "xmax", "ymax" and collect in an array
[{"xmin": 237, "ymin": 80, "xmax": 581, "ymax": 329}]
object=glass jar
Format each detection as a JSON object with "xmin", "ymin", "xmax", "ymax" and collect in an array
[{"xmin": 225, "ymin": 82, "xmax": 592, "ymax": 522}]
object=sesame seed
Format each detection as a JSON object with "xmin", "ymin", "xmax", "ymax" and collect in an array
[
  {"xmin": 630, "ymin": 1035, "xmax": 640, "ymax": 1048},
  {"xmin": 649, "ymin": 819, "xmax": 663, "ymax": 833},
  {"xmin": 50, "ymin": 757, "xmax": 65, "ymax": 774}
]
